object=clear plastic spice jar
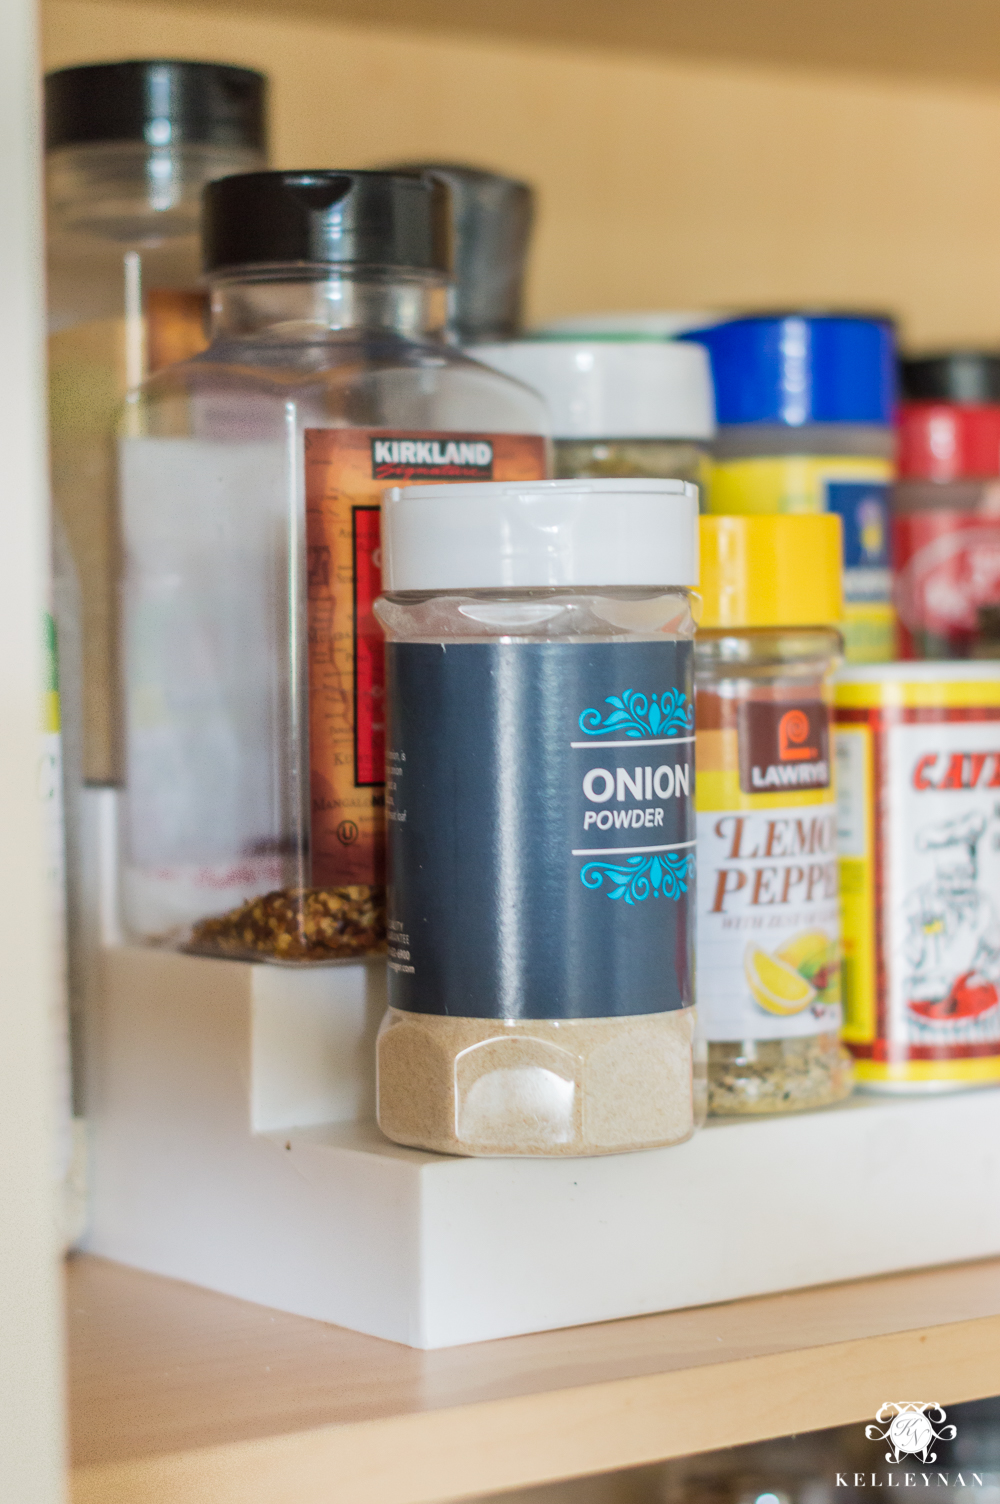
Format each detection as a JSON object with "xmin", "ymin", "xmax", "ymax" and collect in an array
[
  {"xmin": 695, "ymin": 514, "xmax": 853, "ymax": 1114},
  {"xmin": 45, "ymin": 61, "xmax": 268, "ymax": 783},
  {"xmin": 375, "ymin": 479, "xmax": 704, "ymax": 1156},
  {"xmin": 118, "ymin": 171, "xmax": 548, "ymax": 960}
]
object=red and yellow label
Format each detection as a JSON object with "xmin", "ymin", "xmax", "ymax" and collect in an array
[
  {"xmin": 304, "ymin": 429, "xmax": 547, "ymax": 887},
  {"xmin": 835, "ymin": 674, "xmax": 1000, "ymax": 1086}
]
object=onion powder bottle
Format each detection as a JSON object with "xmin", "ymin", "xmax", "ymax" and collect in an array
[{"xmin": 375, "ymin": 478, "xmax": 703, "ymax": 1156}]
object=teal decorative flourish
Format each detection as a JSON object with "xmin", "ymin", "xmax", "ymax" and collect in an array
[
  {"xmin": 578, "ymin": 688, "xmax": 692, "ymax": 739},
  {"xmin": 580, "ymin": 851, "xmax": 694, "ymax": 905}
]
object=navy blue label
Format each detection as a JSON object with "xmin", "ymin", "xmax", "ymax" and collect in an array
[
  {"xmin": 385, "ymin": 640, "xmax": 695, "ymax": 1019},
  {"xmin": 825, "ymin": 479, "xmax": 891, "ymax": 598}
]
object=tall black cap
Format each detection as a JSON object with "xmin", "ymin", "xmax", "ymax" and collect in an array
[
  {"xmin": 45, "ymin": 61, "xmax": 267, "ymax": 152},
  {"xmin": 382, "ymin": 161, "xmax": 534, "ymax": 341},
  {"xmin": 901, "ymin": 351, "xmax": 1000, "ymax": 405},
  {"xmin": 202, "ymin": 171, "xmax": 452, "ymax": 275}
]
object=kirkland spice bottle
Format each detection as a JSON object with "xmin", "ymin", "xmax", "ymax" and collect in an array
[
  {"xmin": 695, "ymin": 514, "xmax": 852, "ymax": 1114},
  {"xmin": 45, "ymin": 61, "xmax": 268, "ymax": 784},
  {"xmin": 375, "ymin": 479, "xmax": 703, "ymax": 1156},
  {"xmin": 473, "ymin": 339, "xmax": 715, "ymax": 505},
  {"xmin": 835, "ymin": 663, "xmax": 1000, "ymax": 1091},
  {"xmin": 685, "ymin": 315, "xmax": 897, "ymax": 665},
  {"xmin": 894, "ymin": 353, "xmax": 1000, "ymax": 659},
  {"xmin": 118, "ymin": 171, "xmax": 548, "ymax": 958}
]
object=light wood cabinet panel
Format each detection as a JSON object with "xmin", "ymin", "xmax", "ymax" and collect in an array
[
  {"xmin": 41, "ymin": 0, "xmax": 1000, "ymax": 349},
  {"xmin": 70, "ymin": 1254, "xmax": 1000, "ymax": 1504}
]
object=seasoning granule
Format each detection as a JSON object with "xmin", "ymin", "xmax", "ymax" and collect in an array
[
  {"xmin": 707, "ymin": 1032, "xmax": 851, "ymax": 1116},
  {"xmin": 188, "ymin": 884, "xmax": 386, "ymax": 963}
]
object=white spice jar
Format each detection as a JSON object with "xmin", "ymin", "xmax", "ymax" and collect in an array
[{"xmin": 375, "ymin": 478, "xmax": 705, "ymax": 1156}]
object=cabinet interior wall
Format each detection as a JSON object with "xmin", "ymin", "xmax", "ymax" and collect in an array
[{"xmin": 42, "ymin": 0, "xmax": 1000, "ymax": 349}]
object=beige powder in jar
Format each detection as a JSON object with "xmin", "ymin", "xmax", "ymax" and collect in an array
[{"xmin": 376, "ymin": 1007, "xmax": 702, "ymax": 1157}]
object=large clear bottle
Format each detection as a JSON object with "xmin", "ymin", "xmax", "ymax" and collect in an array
[
  {"xmin": 118, "ymin": 170, "xmax": 550, "ymax": 962},
  {"xmin": 46, "ymin": 60, "xmax": 268, "ymax": 785}
]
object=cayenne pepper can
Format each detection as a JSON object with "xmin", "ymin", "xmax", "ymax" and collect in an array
[{"xmin": 835, "ymin": 662, "xmax": 1000, "ymax": 1090}]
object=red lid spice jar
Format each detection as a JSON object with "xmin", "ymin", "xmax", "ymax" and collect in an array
[{"xmin": 894, "ymin": 353, "xmax": 1000, "ymax": 659}]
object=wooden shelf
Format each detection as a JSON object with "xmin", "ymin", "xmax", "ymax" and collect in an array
[
  {"xmin": 79, "ymin": 0, "xmax": 1000, "ymax": 90},
  {"xmin": 70, "ymin": 1253, "xmax": 1000, "ymax": 1504}
]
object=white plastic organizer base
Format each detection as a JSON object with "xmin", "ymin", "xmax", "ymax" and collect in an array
[{"xmin": 83, "ymin": 947, "xmax": 1000, "ymax": 1349}]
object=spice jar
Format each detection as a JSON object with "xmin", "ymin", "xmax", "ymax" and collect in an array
[
  {"xmin": 835, "ymin": 662, "xmax": 1000, "ymax": 1091},
  {"xmin": 45, "ymin": 61, "xmax": 269, "ymax": 784},
  {"xmin": 473, "ymin": 339, "xmax": 715, "ymax": 505},
  {"xmin": 902, "ymin": 350, "xmax": 1000, "ymax": 406},
  {"xmin": 379, "ymin": 163, "xmax": 534, "ymax": 344},
  {"xmin": 685, "ymin": 314, "xmax": 897, "ymax": 665},
  {"xmin": 118, "ymin": 170, "xmax": 548, "ymax": 959},
  {"xmin": 695, "ymin": 514, "xmax": 852, "ymax": 1115},
  {"xmin": 893, "ymin": 352, "xmax": 1000, "ymax": 659},
  {"xmin": 375, "ymin": 478, "xmax": 703, "ymax": 1156}
]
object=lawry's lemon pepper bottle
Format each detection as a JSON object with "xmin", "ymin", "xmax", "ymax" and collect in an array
[{"xmin": 695, "ymin": 515, "xmax": 853, "ymax": 1114}]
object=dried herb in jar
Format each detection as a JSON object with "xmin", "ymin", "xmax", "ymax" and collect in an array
[{"xmin": 189, "ymin": 885, "xmax": 386, "ymax": 962}]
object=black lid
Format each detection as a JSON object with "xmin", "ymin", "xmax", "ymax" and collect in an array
[
  {"xmin": 901, "ymin": 351, "xmax": 1000, "ymax": 404},
  {"xmin": 202, "ymin": 170, "xmax": 451, "ymax": 275},
  {"xmin": 44, "ymin": 61, "xmax": 267, "ymax": 152}
]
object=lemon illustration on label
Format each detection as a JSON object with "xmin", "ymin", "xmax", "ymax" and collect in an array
[
  {"xmin": 745, "ymin": 944, "xmax": 816, "ymax": 1016},
  {"xmin": 775, "ymin": 929, "xmax": 841, "ymax": 1005},
  {"xmin": 775, "ymin": 930, "xmax": 827, "ymax": 969}
]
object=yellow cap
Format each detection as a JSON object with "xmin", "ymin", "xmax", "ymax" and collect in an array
[{"xmin": 698, "ymin": 514, "xmax": 843, "ymax": 629}]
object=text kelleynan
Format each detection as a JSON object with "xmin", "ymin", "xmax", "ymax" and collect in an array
[{"xmin": 836, "ymin": 1475, "xmax": 987, "ymax": 1489}]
